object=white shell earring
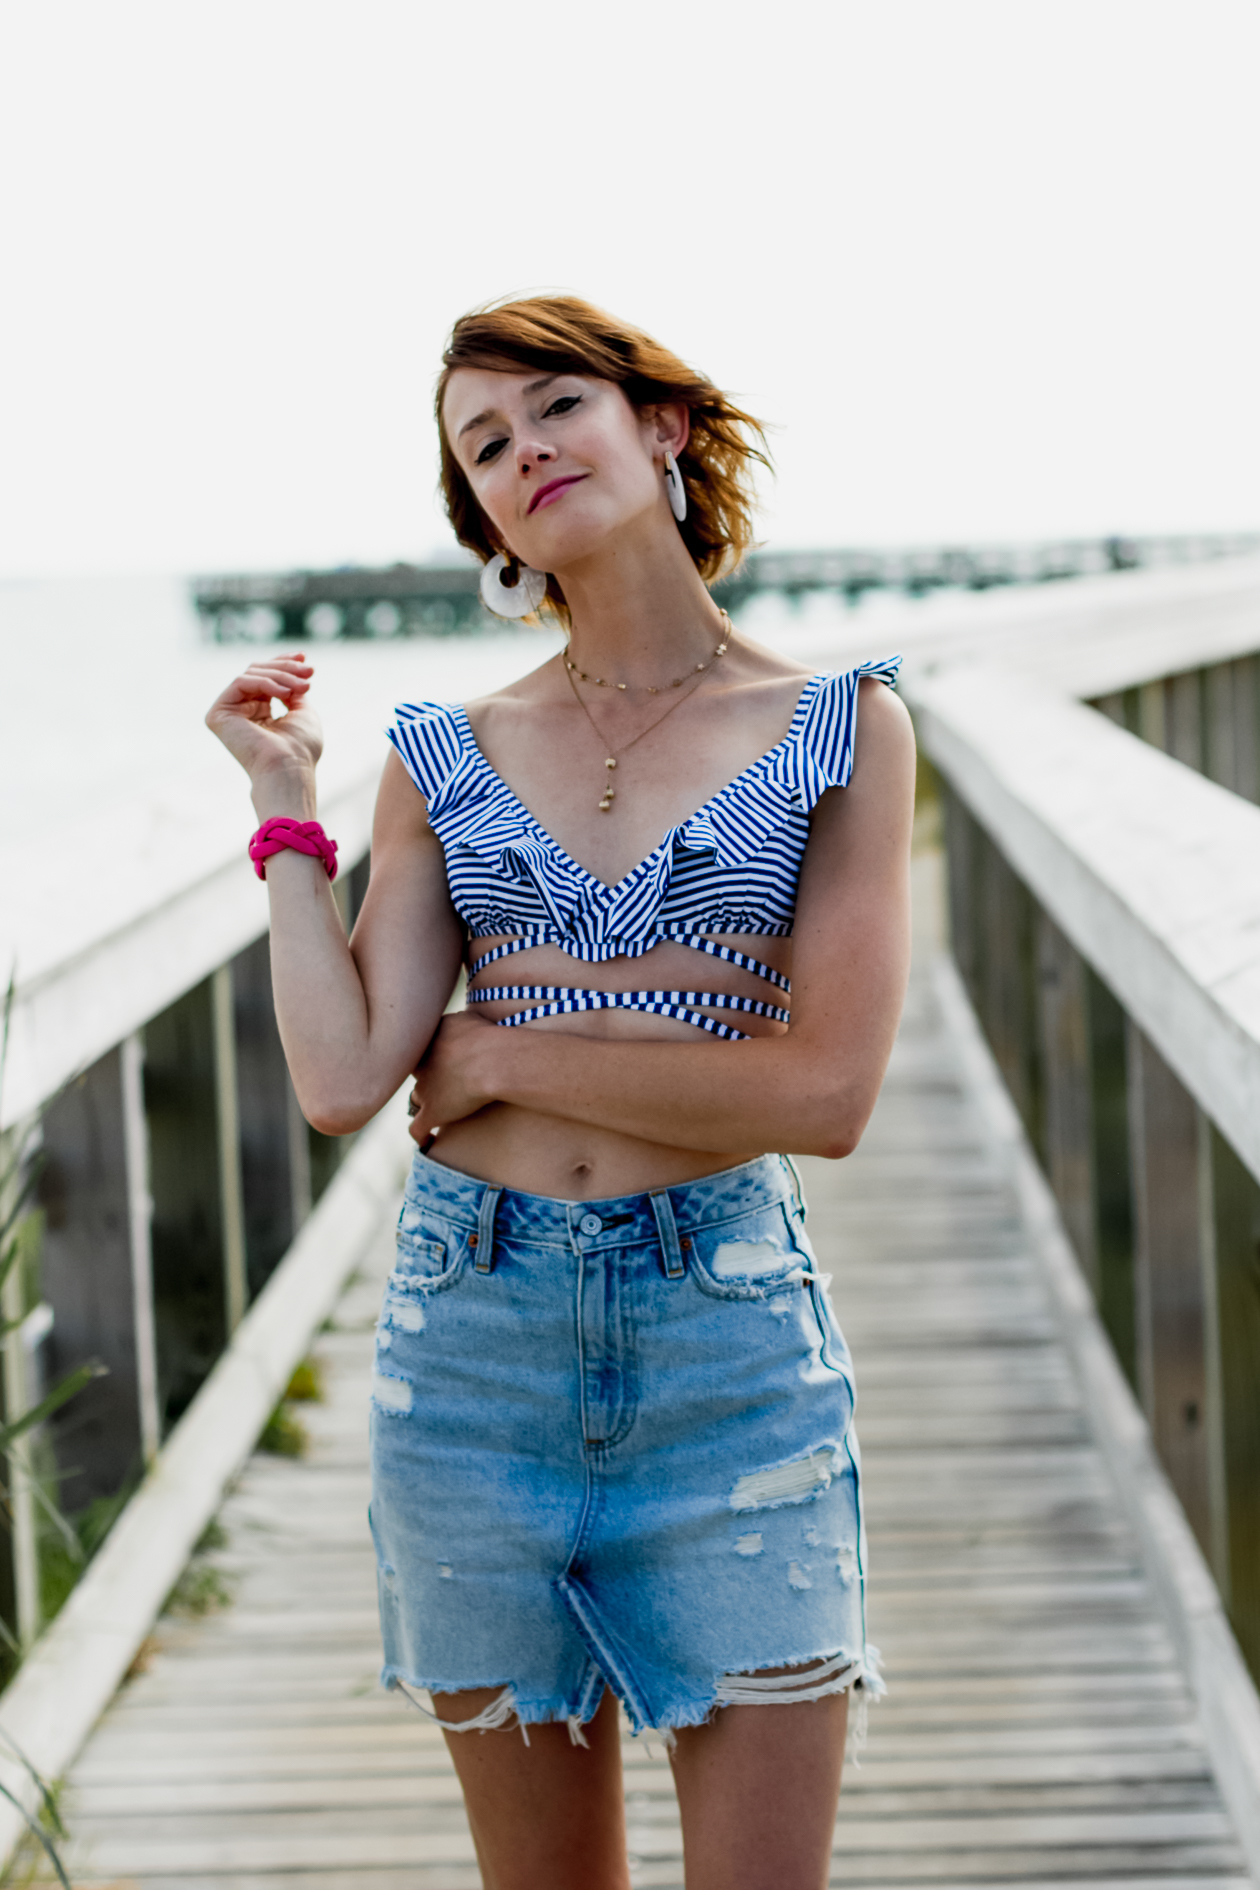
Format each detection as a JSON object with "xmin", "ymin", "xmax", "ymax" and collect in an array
[
  {"xmin": 479, "ymin": 552, "xmax": 548, "ymax": 619},
  {"xmin": 663, "ymin": 449, "xmax": 687, "ymax": 523}
]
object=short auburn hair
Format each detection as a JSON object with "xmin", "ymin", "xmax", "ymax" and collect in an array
[{"xmin": 436, "ymin": 294, "xmax": 770, "ymax": 619}]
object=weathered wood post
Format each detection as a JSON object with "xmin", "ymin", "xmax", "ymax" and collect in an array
[
  {"xmin": 0, "ymin": 1122, "xmax": 38, "ymax": 1648},
  {"xmin": 1083, "ymin": 968, "xmax": 1136, "ymax": 1388},
  {"xmin": 1124, "ymin": 1026, "xmax": 1212, "ymax": 1556},
  {"xmin": 1164, "ymin": 671, "xmax": 1204, "ymax": 770},
  {"xmin": 1233, "ymin": 657, "xmax": 1260, "ymax": 802},
  {"xmin": 1138, "ymin": 678, "xmax": 1166, "ymax": 751},
  {"xmin": 1198, "ymin": 1120, "xmax": 1260, "ymax": 1673},
  {"xmin": 1204, "ymin": 663, "xmax": 1239, "ymax": 793},
  {"xmin": 1015, "ymin": 895, "xmax": 1141, "ymax": 1399},
  {"xmin": 144, "ymin": 980, "xmax": 229, "ymax": 1428},
  {"xmin": 976, "ymin": 828, "xmax": 1044, "ymax": 1162},
  {"xmin": 1213, "ymin": 657, "xmax": 1260, "ymax": 802},
  {"xmin": 1035, "ymin": 912, "xmax": 1097, "ymax": 1292},
  {"xmin": 211, "ymin": 967, "xmax": 248, "ymax": 1335},
  {"xmin": 120, "ymin": 1034, "xmax": 160, "ymax": 1464},
  {"xmin": 232, "ymin": 934, "xmax": 309, "ymax": 1297},
  {"xmin": 40, "ymin": 1045, "xmax": 159, "ymax": 1513},
  {"xmin": 942, "ymin": 785, "xmax": 979, "ymax": 1009}
]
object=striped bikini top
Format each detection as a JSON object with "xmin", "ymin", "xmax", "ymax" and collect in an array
[{"xmin": 388, "ymin": 656, "xmax": 901, "ymax": 1040}]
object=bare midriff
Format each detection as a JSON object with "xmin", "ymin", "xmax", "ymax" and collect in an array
[{"xmin": 426, "ymin": 930, "xmax": 792, "ymax": 1201}]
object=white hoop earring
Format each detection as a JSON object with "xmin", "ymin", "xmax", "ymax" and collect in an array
[
  {"xmin": 479, "ymin": 553, "xmax": 548, "ymax": 619},
  {"xmin": 663, "ymin": 449, "xmax": 687, "ymax": 523}
]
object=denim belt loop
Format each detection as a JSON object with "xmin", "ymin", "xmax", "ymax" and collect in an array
[
  {"xmin": 474, "ymin": 1186, "xmax": 503, "ymax": 1274},
  {"xmin": 781, "ymin": 1154, "xmax": 808, "ymax": 1223},
  {"xmin": 649, "ymin": 1189, "xmax": 687, "ymax": 1280}
]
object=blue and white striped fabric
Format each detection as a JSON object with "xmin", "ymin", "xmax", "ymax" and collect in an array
[{"xmin": 387, "ymin": 658, "xmax": 901, "ymax": 1038}]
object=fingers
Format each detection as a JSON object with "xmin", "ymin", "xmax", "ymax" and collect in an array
[
  {"xmin": 407, "ymin": 1084, "xmax": 440, "ymax": 1146},
  {"xmin": 242, "ymin": 654, "xmax": 314, "ymax": 694},
  {"xmin": 209, "ymin": 657, "xmax": 314, "ymax": 715}
]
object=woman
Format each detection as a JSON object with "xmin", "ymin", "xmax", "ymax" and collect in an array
[{"xmin": 207, "ymin": 295, "xmax": 915, "ymax": 1890}]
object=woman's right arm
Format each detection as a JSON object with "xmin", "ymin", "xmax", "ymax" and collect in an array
[{"xmin": 206, "ymin": 653, "xmax": 463, "ymax": 1134}]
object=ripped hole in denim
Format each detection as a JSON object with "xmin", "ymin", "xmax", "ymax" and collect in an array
[
  {"xmin": 713, "ymin": 1650, "xmax": 859, "ymax": 1707},
  {"xmin": 395, "ymin": 1681, "xmax": 531, "ymax": 1744},
  {"xmin": 372, "ymin": 1373, "xmax": 413, "ymax": 1414},
  {"xmin": 385, "ymin": 1297, "xmax": 426, "ymax": 1333},
  {"xmin": 393, "ymin": 1681, "xmax": 592, "ymax": 1748},
  {"xmin": 712, "ymin": 1651, "xmax": 877, "ymax": 1759},
  {"xmin": 711, "ymin": 1238, "xmax": 798, "ymax": 1278},
  {"xmin": 729, "ymin": 1445, "xmax": 840, "ymax": 1513}
]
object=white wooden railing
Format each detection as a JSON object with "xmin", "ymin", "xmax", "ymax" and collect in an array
[
  {"xmin": 0, "ymin": 611, "xmax": 553, "ymax": 1862},
  {"xmin": 869, "ymin": 556, "xmax": 1260, "ymax": 1876}
]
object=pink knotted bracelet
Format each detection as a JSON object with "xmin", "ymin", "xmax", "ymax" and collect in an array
[{"xmin": 249, "ymin": 817, "xmax": 339, "ymax": 881}]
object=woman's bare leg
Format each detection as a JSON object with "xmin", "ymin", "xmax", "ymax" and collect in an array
[
  {"xmin": 432, "ymin": 1685, "xmax": 631, "ymax": 1890},
  {"xmin": 669, "ymin": 1688, "xmax": 848, "ymax": 1890}
]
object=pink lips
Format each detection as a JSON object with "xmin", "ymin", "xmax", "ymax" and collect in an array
[{"xmin": 528, "ymin": 474, "xmax": 587, "ymax": 515}]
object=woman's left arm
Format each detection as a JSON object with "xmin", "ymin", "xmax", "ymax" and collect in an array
[{"xmin": 411, "ymin": 679, "xmax": 917, "ymax": 1159}]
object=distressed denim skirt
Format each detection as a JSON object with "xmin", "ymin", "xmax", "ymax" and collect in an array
[{"xmin": 369, "ymin": 1149, "xmax": 881, "ymax": 1737}]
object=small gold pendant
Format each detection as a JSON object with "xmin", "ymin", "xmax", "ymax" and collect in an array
[{"xmin": 598, "ymin": 755, "xmax": 617, "ymax": 812}]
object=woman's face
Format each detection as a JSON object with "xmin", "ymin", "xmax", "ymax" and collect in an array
[{"xmin": 442, "ymin": 368, "xmax": 687, "ymax": 572}]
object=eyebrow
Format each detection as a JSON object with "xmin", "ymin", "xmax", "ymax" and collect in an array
[{"xmin": 456, "ymin": 373, "xmax": 562, "ymax": 440}]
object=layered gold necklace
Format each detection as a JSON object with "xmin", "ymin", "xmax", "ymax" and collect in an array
[{"xmin": 563, "ymin": 610, "xmax": 734, "ymax": 812}]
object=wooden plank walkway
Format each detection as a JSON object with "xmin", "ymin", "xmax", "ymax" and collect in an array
[{"xmin": 32, "ymin": 941, "xmax": 1253, "ymax": 1888}]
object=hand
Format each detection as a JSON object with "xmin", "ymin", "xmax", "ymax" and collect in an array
[
  {"xmin": 205, "ymin": 653, "xmax": 322, "ymax": 789},
  {"xmin": 407, "ymin": 1010, "xmax": 500, "ymax": 1144}
]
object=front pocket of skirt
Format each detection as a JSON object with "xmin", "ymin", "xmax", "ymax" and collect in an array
[
  {"xmin": 394, "ymin": 1234, "xmax": 446, "ymax": 1276},
  {"xmin": 392, "ymin": 1217, "xmax": 469, "ymax": 1290},
  {"xmin": 687, "ymin": 1201, "xmax": 807, "ymax": 1299}
]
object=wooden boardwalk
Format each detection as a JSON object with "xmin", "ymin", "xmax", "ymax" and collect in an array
[{"xmin": 35, "ymin": 944, "xmax": 1253, "ymax": 1888}]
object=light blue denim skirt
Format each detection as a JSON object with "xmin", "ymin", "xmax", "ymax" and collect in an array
[{"xmin": 369, "ymin": 1149, "xmax": 881, "ymax": 1736}]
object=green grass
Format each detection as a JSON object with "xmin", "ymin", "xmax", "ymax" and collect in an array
[
  {"xmin": 255, "ymin": 1352, "xmax": 324, "ymax": 1456},
  {"xmin": 162, "ymin": 1513, "xmax": 233, "ymax": 1618},
  {"xmin": 284, "ymin": 1355, "xmax": 325, "ymax": 1402},
  {"xmin": 164, "ymin": 1559, "xmax": 233, "ymax": 1617},
  {"xmin": 38, "ymin": 1482, "xmax": 137, "ymax": 1629},
  {"xmin": 196, "ymin": 1515, "xmax": 228, "ymax": 1554},
  {"xmin": 0, "ymin": 1750, "xmax": 70, "ymax": 1888},
  {"xmin": 258, "ymin": 1405, "xmax": 309, "ymax": 1457}
]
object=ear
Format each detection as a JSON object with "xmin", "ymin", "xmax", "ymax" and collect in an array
[{"xmin": 644, "ymin": 401, "xmax": 690, "ymax": 459}]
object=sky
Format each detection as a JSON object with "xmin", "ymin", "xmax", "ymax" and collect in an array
[{"xmin": 1, "ymin": 0, "xmax": 1258, "ymax": 579}]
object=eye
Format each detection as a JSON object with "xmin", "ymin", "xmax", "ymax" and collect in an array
[
  {"xmin": 544, "ymin": 395, "xmax": 581, "ymax": 418},
  {"xmin": 475, "ymin": 437, "xmax": 508, "ymax": 466}
]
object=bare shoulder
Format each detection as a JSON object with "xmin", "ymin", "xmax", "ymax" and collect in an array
[
  {"xmin": 707, "ymin": 633, "xmax": 816, "ymax": 738},
  {"xmin": 805, "ymin": 675, "xmax": 915, "ymax": 857},
  {"xmin": 727, "ymin": 630, "xmax": 815, "ymax": 689},
  {"xmin": 463, "ymin": 649, "xmax": 564, "ymax": 713},
  {"xmin": 854, "ymin": 671, "xmax": 916, "ymax": 763},
  {"xmin": 374, "ymin": 747, "xmax": 438, "ymax": 838},
  {"xmin": 729, "ymin": 625, "xmax": 814, "ymax": 675}
]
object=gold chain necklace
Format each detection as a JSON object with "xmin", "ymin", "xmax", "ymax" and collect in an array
[
  {"xmin": 565, "ymin": 609, "xmax": 731, "ymax": 694},
  {"xmin": 563, "ymin": 619, "xmax": 736, "ymax": 812}
]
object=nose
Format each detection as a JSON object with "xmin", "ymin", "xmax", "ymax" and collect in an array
[{"xmin": 518, "ymin": 439, "xmax": 554, "ymax": 476}]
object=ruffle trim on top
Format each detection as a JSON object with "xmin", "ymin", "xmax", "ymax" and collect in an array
[{"xmin": 386, "ymin": 657, "xmax": 902, "ymax": 944}]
